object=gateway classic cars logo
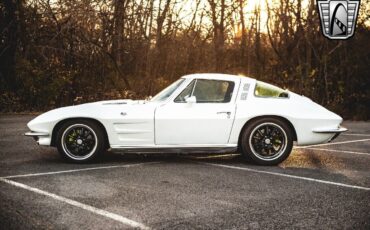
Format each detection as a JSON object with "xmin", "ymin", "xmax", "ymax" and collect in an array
[{"xmin": 317, "ymin": 0, "xmax": 360, "ymax": 39}]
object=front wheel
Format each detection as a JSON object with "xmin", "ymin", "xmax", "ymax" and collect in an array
[
  {"xmin": 241, "ymin": 118, "xmax": 293, "ymax": 165},
  {"xmin": 56, "ymin": 120, "xmax": 106, "ymax": 163}
]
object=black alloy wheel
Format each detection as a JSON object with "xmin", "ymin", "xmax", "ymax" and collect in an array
[
  {"xmin": 241, "ymin": 118, "xmax": 293, "ymax": 165},
  {"xmin": 56, "ymin": 120, "xmax": 106, "ymax": 162}
]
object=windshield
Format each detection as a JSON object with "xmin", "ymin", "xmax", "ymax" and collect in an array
[{"xmin": 151, "ymin": 78, "xmax": 185, "ymax": 102}]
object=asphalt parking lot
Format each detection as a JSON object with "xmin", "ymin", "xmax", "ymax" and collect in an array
[{"xmin": 0, "ymin": 115, "xmax": 369, "ymax": 229}]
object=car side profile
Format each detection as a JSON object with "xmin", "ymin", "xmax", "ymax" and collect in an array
[{"xmin": 25, "ymin": 74, "xmax": 347, "ymax": 165}]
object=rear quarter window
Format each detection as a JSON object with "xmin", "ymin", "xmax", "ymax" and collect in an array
[{"xmin": 254, "ymin": 81, "xmax": 289, "ymax": 98}]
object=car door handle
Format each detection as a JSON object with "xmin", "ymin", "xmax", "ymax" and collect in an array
[
  {"xmin": 217, "ymin": 111, "xmax": 231, "ymax": 118},
  {"xmin": 217, "ymin": 111, "xmax": 231, "ymax": 115}
]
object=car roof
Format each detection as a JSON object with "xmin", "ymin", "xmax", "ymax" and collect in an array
[{"xmin": 181, "ymin": 73, "xmax": 255, "ymax": 82}]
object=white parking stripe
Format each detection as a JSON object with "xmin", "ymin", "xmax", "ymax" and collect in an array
[
  {"xmin": 204, "ymin": 163, "xmax": 370, "ymax": 191},
  {"xmin": 342, "ymin": 133, "xmax": 370, "ymax": 137},
  {"xmin": 0, "ymin": 178, "xmax": 149, "ymax": 229},
  {"xmin": 299, "ymin": 147, "xmax": 370, "ymax": 155},
  {"xmin": 193, "ymin": 153, "xmax": 240, "ymax": 159},
  {"xmin": 0, "ymin": 162, "xmax": 159, "ymax": 179},
  {"xmin": 295, "ymin": 138, "xmax": 370, "ymax": 149}
]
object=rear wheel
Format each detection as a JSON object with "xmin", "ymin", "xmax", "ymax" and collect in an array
[
  {"xmin": 56, "ymin": 120, "xmax": 106, "ymax": 163},
  {"xmin": 241, "ymin": 118, "xmax": 293, "ymax": 165}
]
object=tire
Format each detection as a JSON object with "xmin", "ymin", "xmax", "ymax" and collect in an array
[
  {"xmin": 240, "ymin": 118, "xmax": 293, "ymax": 166},
  {"xmin": 56, "ymin": 120, "xmax": 106, "ymax": 163}
]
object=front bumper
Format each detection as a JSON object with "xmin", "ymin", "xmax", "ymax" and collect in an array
[
  {"xmin": 25, "ymin": 131, "xmax": 49, "ymax": 137},
  {"xmin": 24, "ymin": 131, "xmax": 51, "ymax": 145}
]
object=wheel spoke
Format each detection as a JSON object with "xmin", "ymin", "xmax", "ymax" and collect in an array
[
  {"xmin": 265, "ymin": 126, "xmax": 270, "ymax": 135},
  {"xmin": 257, "ymin": 129, "xmax": 263, "ymax": 136}
]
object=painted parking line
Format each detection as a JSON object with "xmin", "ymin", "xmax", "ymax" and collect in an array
[
  {"xmin": 192, "ymin": 153, "xmax": 240, "ymax": 159},
  {"xmin": 0, "ymin": 178, "xmax": 149, "ymax": 229},
  {"xmin": 0, "ymin": 162, "xmax": 160, "ymax": 179},
  {"xmin": 342, "ymin": 133, "xmax": 370, "ymax": 137},
  {"xmin": 299, "ymin": 147, "xmax": 370, "ymax": 155},
  {"xmin": 295, "ymin": 138, "xmax": 370, "ymax": 149},
  {"xmin": 203, "ymin": 162, "xmax": 370, "ymax": 191}
]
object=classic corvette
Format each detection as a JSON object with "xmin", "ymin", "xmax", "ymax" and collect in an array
[{"xmin": 25, "ymin": 74, "xmax": 347, "ymax": 165}]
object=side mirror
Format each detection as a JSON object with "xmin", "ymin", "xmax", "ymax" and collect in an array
[{"xmin": 185, "ymin": 96, "xmax": 196, "ymax": 103}]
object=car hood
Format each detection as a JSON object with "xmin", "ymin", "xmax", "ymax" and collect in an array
[
  {"xmin": 93, "ymin": 99, "xmax": 140, "ymax": 105},
  {"xmin": 27, "ymin": 99, "xmax": 151, "ymax": 131}
]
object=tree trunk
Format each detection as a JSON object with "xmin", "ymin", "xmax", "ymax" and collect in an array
[
  {"xmin": 208, "ymin": 0, "xmax": 225, "ymax": 72},
  {"xmin": 239, "ymin": 0, "xmax": 247, "ymax": 70},
  {"xmin": 0, "ymin": 0, "xmax": 19, "ymax": 91},
  {"xmin": 112, "ymin": 0, "xmax": 131, "ymax": 89}
]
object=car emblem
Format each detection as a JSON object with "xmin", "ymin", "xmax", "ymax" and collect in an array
[{"xmin": 317, "ymin": 0, "xmax": 360, "ymax": 39}]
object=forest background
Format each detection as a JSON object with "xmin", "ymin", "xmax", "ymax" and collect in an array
[{"xmin": 1, "ymin": 0, "xmax": 369, "ymax": 119}]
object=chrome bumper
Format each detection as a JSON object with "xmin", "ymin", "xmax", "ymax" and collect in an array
[
  {"xmin": 312, "ymin": 127, "xmax": 348, "ymax": 133},
  {"xmin": 25, "ymin": 131, "xmax": 51, "ymax": 145},
  {"xmin": 25, "ymin": 131, "xmax": 49, "ymax": 137},
  {"xmin": 312, "ymin": 126, "xmax": 348, "ymax": 142}
]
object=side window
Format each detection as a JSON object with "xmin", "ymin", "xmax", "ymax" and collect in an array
[
  {"xmin": 174, "ymin": 80, "xmax": 196, "ymax": 103},
  {"xmin": 193, "ymin": 79, "xmax": 235, "ymax": 103},
  {"xmin": 254, "ymin": 81, "xmax": 289, "ymax": 98}
]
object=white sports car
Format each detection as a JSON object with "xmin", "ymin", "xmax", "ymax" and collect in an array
[{"xmin": 25, "ymin": 74, "xmax": 347, "ymax": 165}]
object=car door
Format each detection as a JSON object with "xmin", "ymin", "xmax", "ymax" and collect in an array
[{"xmin": 155, "ymin": 78, "xmax": 239, "ymax": 145}]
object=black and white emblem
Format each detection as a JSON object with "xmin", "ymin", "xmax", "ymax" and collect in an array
[{"xmin": 317, "ymin": 0, "xmax": 360, "ymax": 39}]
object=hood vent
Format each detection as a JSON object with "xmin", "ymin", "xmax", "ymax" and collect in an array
[{"xmin": 102, "ymin": 102, "xmax": 128, "ymax": 105}]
